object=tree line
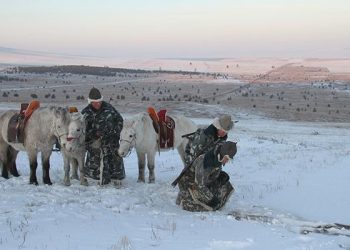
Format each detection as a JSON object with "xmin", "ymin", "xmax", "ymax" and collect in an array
[{"xmin": 13, "ymin": 65, "xmax": 205, "ymax": 77}]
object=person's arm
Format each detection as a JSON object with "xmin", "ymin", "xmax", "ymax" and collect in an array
[
  {"xmin": 112, "ymin": 109, "xmax": 123, "ymax": 136},
  {"xmin": 82, "ymin": 112, "xmax": 99, "ymax": 150},
  {"xmin": 101, "ymin": 108, "xmax": 123, "ymax": 144}
]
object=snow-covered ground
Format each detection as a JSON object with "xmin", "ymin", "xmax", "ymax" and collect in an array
[{"xmin": 1, "ymin": 113, "xmax": 350, "ymax": 250}]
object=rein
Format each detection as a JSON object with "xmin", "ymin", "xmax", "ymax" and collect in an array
[
  {"xmin": 55, "ymin": 128, "xmax": 68, "ymax": 144},
  {"xmin": 119, "ymin": 136, "xmax": 136, "ymax": 157}
]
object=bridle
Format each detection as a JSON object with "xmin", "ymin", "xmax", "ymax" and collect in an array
[
  {"xmin": 54, "ymin": 122, "xmax": 69, "ymax": 145},
  {"xmin": 66, "ymin": 113, "xmax": 86, "ymax": 147},
  {"xmin": 119, "ymin": 132, "xmax": 136, "ymax": 157},
  {"xmin": 66, "ymin": 129, "xmax": 86, "ymax": 146}
]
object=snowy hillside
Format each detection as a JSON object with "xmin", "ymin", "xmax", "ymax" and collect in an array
[{"xmin": 0, "ymin": 114, "xmax": 350, "ymax": 250}]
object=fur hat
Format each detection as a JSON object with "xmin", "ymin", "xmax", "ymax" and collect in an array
[
  {"xmin": 212, "ymin": 115, "xmax": 235, "ymax": 132},
  {"xmin": 219, "ymin": 141, "xmax": 237, "ymax": 159},
  {"xmin": 88, "ymin": 87, "xmax": 103, "ymax": 103}
]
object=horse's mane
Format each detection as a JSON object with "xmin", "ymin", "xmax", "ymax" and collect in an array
[
  {"xmin": 70, "ymin": 112, "xmax": 84, "ymax": 121},
  {"xmin": 123, "ymin": 118, "xmax": 136, "ymax": 129},
  {"xmin": 47, "ymin": 106, "xmax": 71, "ymax": 124},
  {"xmin": 124, "ymin": 112, "xmax": 149, "ymax": 128}
]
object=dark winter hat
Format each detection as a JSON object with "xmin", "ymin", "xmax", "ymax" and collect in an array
[
  {"xmin": 219, "ymin": 141, "xmax": 237, "ymax": 159},
  {"xmin": 88, "ymin": 87, "xmax": 103, "ymax": 103},
  {"xmin": 213, "ymin": 115, "xmax": 235, "ymax": 132}
]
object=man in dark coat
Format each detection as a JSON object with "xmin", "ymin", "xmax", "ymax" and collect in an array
[
  {"xmin": 82, "ymin": 87, "xmax": 125, "ymax": 186},
  {"xmin": 177, "ymin": 141, "xmax": 237, "ymax": 211},
  {"xmin": 184, "ymin": 115, "xmax": 235, "ymax": 167}
]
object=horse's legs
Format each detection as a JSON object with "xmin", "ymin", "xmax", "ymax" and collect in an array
[
  {"xmin": 41, "ymin": 151, "xmax": 52, "ymax": 185},
  {"xmin": 77, "ymin": 156, "xmax": 88, "ymax": 186},
  {"xmin": 28, "ymin": 152, "xmax": 38, "ymax": 185},
  {"xmin": 1, "ymin": 162, "xmax": 9, "ymax": 179},
  {"xmin": 147, "ymin": 152, "xmax": 156, "ymax": 183},
  {"xmin": 70, "ymin": 158, "xmax": 79, "ymax": 180},
  {"xmin": 136, "ymin": 151, "xmax": 146, "ymax": 183},
  {"xmin": 177, "ymin": 142, "xmax": 187, "ymax": 165},
  {"xmin": 63, "ymin": 154, "xmax": 71, "ymax": 186},
  {"xmin": 0, "ymin": 144, "xmax": 9, "ymax": 179},
  {"xmin": 8, "ymin": 146, "xmax": 19, "ymax": 177}
]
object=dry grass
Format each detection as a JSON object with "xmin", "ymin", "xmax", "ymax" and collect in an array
[{"xmin": 0, "ymin": 71, "xmax": 349, "ymax": 122}]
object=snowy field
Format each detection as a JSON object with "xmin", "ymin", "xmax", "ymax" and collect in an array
[{"xmin": 1, "ymin": 113, "xmax": 350, "ymax": 250}]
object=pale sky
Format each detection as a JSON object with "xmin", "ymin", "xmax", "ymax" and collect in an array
[{"xmin": 1, "ymin": 0, "xmax": 349, "ymax": 58}]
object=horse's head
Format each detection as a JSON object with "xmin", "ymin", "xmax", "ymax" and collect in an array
[
  {"xmin": 118, "ymin": 120, "xmax": 137, "ymax": 157},
  {"xmin": 52, "ymin": 107, "xmax": 71, "ymax": 147},
  {"xmin": 64, "ymin": 112, "xmax": 86, "ymax": 152}
]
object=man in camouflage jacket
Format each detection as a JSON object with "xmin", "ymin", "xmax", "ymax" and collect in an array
[
  {"xmin": 176, "ymin": 115, "xmax": 236, "ymax": 210},
  {"xmin": 177, "ymin": 141, "xmax": 237, "ymax": 211},
  {"xmin": 82, "ymin": 87, "xmax": 125, "ymax": 186},
  {"xmin": 183, "ymin": 115, "xmax": 235, "ymax": 167}
]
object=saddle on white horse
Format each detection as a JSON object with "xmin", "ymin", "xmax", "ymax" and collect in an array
[
  {"xmin": 147, "ymin": 107, "xmax": 175, "ymax": 149},
  {"xmin": 7, "ymin": 101, "xmax": 40, "ymax": 143}
]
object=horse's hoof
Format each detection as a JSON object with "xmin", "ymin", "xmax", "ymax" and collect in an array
[
  {"xmin": 10, "ymin": 170, "xmax": 20, "ymax": 177},
  {"xmin": 64, "ymin": 181, "xmax": 71, "ymax": 186},
  {"xmin": 137, "ymin": 178, "xmax": 145, "ymax": 183},
  {"xmin": 80, "ymin": 178, "xmax": 88, "ymax": 186},
  {"xmin": 43, "ymin": 179, "xmax": 53, "ymax": 185},
  {"xmin": 2, "ymin": 174, "xmax": 9, "ymax": 179},
  {"xmin": 149, "ymin": 176, "xmax": 155, "ymax": 183},
  {"xmin": 113, "ymin": 180, "xmax": 122, "ymax": 188},
  {"xmin": 71, "ymin": 175, "xmax": 79, "ymax": 180},
  {"xmin": 30, "ymin": 181, "xmax": 39, "ymax": 185}
]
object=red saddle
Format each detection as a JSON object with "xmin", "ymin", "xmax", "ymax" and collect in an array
[
  {"xmin": 147, "ymin": 107, "xmax": 175, "ymax": 149},
  {"xmin": 7, "ymin": 101, "xmax": 40, "ymax": 143}
]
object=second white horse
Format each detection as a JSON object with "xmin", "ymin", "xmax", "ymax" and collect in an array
[{"xmin": 118, "ymin": 112, "xmax": 197, "ymax": 183}]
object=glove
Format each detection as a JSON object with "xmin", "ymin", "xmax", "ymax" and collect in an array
[{"xmin": 217, "ymin": 172, "xmax": 230, "ymax": 185}]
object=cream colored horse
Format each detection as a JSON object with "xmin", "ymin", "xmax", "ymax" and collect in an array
[
  {"xmin": 0, "ymin": 106, "xmax": 77, "ymax": 185},
  {"xmin": 61, "ymin": 112, "xmax": 88, "ymax": 186},
  {"xmin": 118, "ymin": 112, "xmax": 197, "ymax": 183}
]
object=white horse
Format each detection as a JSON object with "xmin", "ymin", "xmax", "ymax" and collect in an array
[
  {"xmin": 0, "ymin": 106, "xmax": 79, "ymax": 185},
  {"xmin": 118, "ymin": 112, "xmax": 197, "ymax": 183},
  {"xmin": 61, "ymin": 112, "xmax": 88, "ymax": 186}
]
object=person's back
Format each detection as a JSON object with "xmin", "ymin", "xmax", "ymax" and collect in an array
[
  {"xmin": 184, "ymin": 115, "xmax": 234, "ymax": 167},
  {"xmin": 184, "ymin": 125, "xmax": 224, "ymax": 166}
]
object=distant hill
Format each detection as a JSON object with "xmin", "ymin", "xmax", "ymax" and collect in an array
[
  {"xmin": 1, "ymin": 47, "xmax": 350, "ymax": 82},
  {"xmin": 0, "ymin": 46, "xmax": 107, "ymax": 66}
]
